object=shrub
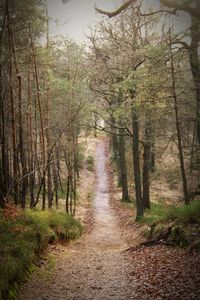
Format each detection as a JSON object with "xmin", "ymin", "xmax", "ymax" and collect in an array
[{"xmin": 0, "ymin": 209, "xmax": 82, "ymax": 299}]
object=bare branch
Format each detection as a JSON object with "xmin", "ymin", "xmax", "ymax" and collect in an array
[
  {"xmin": 95, "ymin": 0, "xmax": 200, "ymax": 19},
  {"xmin": 160, "ymin": 0, "xmax": 200, "ymax": 18},
  {"xmin": 170, "ymin": 39, "xmax": 190, "ymax": 50},
  {"xmin": 139, "ymin": 7, "xmax": 177, "ymax": 17},
  {"xmin": 95, "ymin": 0, "xmax": 136, "ymax": 18}
]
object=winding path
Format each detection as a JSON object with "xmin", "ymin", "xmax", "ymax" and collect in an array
[{"xmin": 20, "ymin": 139, "xmax": 134, "ymax": 300}]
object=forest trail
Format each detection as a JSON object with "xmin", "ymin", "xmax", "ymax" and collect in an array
[
  {"xmin": 19, "ymin": 138, "xmax": 200, "ymax": 300},
  {"xmin": 19, "ymin": 138, "xmax": 134, "ymax": 300}
]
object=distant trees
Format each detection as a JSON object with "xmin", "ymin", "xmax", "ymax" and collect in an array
[
  {"xmin": 1, "ymin": 0, "xmax": 198, "ymax": 221},
  {"xmin": 87, "ymin": 6, "xmax": 162, "ymax": 218},
  {"xmin": 0, "ymin": 0, "xmax": 87, "ymax": 213}
]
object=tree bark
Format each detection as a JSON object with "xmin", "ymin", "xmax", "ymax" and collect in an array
[
  {"xmin": 30, "ymin": 24, "xmax": 46, "ymax": 209},
  {"xmin": 169, "ymin": 39, "xmax": 189, "ymax": 205},
  {"xmin": 11, "ymin": 24, "xmax": 28, "ymax": 208},
  {"xmin": 131, "ymin": 104, "xmax": 143, "ymax": 219},
  {"xmin": 118, "ymin": 128, "xmax": 129, "ymax": 201},
  {"xmin": 189, "ymin": 16, "xmax": 200, "ymax": 149},
  {"xmin": 110, "ymin": 115, "xmax": 122, "ymax": 186},
  {"xmin": 142, "ymin": 122, "xmax": 151, "ymax": 209},
  {"xmin": 6, "ymin": 0, "xmax": 19, "ymax": 205}
]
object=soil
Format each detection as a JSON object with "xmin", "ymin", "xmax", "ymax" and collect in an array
[{"xmin": 19, "ymin": 138, "xmax": 200, "ymax": 300}]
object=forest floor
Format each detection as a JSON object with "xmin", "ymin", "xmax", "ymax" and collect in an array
[{"xmin": 19, "ymin": 137, "xmax": 200, "ymax": 300}]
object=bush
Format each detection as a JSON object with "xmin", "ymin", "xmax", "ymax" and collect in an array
[{"xmin": 0, "ymin": 209, "xmax": 82, "ymax": 299}]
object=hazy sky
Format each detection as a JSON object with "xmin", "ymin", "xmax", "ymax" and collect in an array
[
  {"xmin": 47, "ymin": 0, "xmax": 122, "ymax": 41},
  {"xmin": 47, "ymin": 0, "xmax": 191, "ymax": 42}
]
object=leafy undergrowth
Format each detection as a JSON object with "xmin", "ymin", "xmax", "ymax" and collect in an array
[
  {"xmin": 140, "ymin": 200, "xmax": 200, "ymax": 250},
  {"xmin": 0, "ymin": 207, "xmax": 82, "ymax": 300}
]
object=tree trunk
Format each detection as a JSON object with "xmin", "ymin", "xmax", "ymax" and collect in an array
[
  {"xmin": 46, "ymin": 87, "xmax": 53, "ymax": 209},
  {"xmin": 131, "ymin": 104, "xmax": 143, "ymax": 220},
  {"xmin": 30, "ymin": 24, "xmax": 46, "ymax": 209},
  {"xmin": 170, "ymin": 39, "xmax": 189, "ymax": 205},
  {"xmin": 27, "ymin": 72, "xmax": 35, "ymax": 208},
  {"xmin": 7, "ymin": 1, "xmax": 19, "ymax": 205},
  {"xmin": 11, "ymin": 25, "xmax": 28, "ymax": 208},
  {"xmin": 118, "ymin": 128, "xmax": 129, "ymax": 201},
  {"xmin": 143, "ymin": 122, "xmax": 151, "ymax": 210},
  {"xmin": 189, "ymin": 16, "xmax": 200, "ymax": 169},
  {"xmin": 0, "ymin": 8, "xmax": 8, "ymax": 207}
]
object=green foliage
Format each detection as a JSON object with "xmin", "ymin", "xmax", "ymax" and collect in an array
[
  {"xmin": 139, "ymin": 202, "xmax": 169, "ymax": 225},
  {"xmin": 85, "ymin": 155, "xmax": 94, "ymax": 171},
  {"xmin": 0, "ymin": 209, "xmax": 82, "ymax": 299},
  {"xmin": 48, "ymin": 210, "xmax": 82, "ymax": 240},
  {"xmin": 166, "ymin": 201, "xmax": 200, "ymax": 224},
  {"xmin": 140, "ymin": 201, "xmax": 200, "ymax": 226}
]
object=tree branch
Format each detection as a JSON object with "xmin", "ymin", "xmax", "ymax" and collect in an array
[
  {"xmin": 139, "ymin": 7, "xmax": 177, "ymax": 17},
  {"xmin": 95, "ymin": 0, "xmax": 200, "ymax": 19},
  {"xmin": 95, "ymin": 0, "xmax": 136, "ymax": 18},
  {"xmin": 170, "ymin": 39, "xmax": 190, "ymax": 50},
  {"xmin": 160, "ymin": 0, "xmax": 200, "ymax": 18}
]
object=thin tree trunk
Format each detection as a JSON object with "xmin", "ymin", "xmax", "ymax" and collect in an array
[
  {"xmin": 30, "ymin": 24, "xmax": 46, "ymax": 209},
  {"xmin": 66, "ymin": 175, "xmax": 70, "ymax": 214},
  {"xmin": 0, "ymin": 7, "xmax": 8, "ymax": 207},
  {"xmin": 131, "ymin": 104, "xmax": 143, "ymax": 220},
  {"xmin": 52, "ymin": 154, "xmax": 59, "ymax": 209},
  {"xmin": 189, "ymin": 16, "xmax": 200, "ymax": 146},
  {"xmin": 11, "ymin": 24, "xmax": 28, "ymax": 208},
  {"xmin": 143, "ymin": 121, "xmax": 151, "ymax": 210},
  {"xmin": 170, "ymin": 39, "xmax": 189, "ymax": 205},
  {"xmin": 118, "ymin": 128, "xmax": 129, "ymax": 201},
  {"xmin": 110, "ymin": 115, "xmax": 121, "ymax": 186},
  {"xmin": 27, "ymin": 72, "xmax": 35, "ymax": 208},
  {"xmin": 46, "ymin": 87, "xmax": 53, "ymax": 208},
  {"xmin": 6, "ymin": 1, "xmax": 19, "ymax": 205}
]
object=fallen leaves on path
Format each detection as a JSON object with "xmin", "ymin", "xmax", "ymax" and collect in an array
[{"xmin": 125, "ymin": 244, "xmax": 200, "ymax": 299}]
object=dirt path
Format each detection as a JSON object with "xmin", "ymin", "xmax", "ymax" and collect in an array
[{"xmin": 19, "ymin": 139, "xmax": 134, "ymax": 300}]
